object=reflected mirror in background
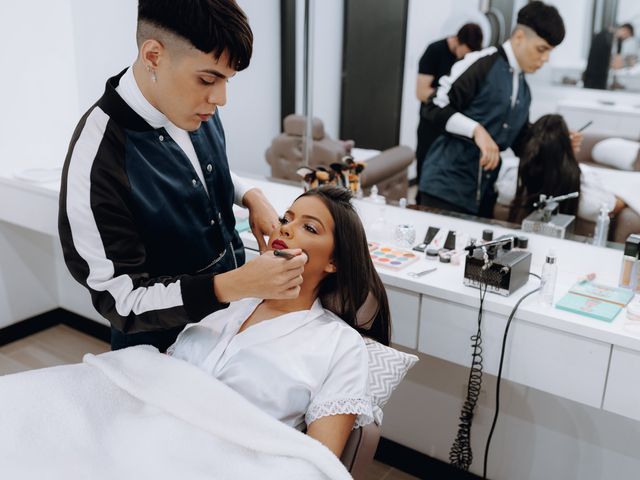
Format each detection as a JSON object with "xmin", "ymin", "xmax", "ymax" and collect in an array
[
  {"xmin": 290, "ymin": 0, "xmax": 639, "ymax": 248},
  {"xmin": 548, "ymin": 0, "xmax": 640, "ymax": 93}
]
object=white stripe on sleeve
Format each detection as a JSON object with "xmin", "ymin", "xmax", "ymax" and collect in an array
[
  {"xmin": 231, "ymin": 171, "xmax": 252, "ymax": 206},
  {"xmin": 433, "ymin": 47, "xmax": 496, "ymax": 138},
  {"xmin": 433, "ymin": 47, "xmax": 497, "ymax": 109},
  {"xmin": 66, "ymin": 107, "xmax": 183, "ymax": 317},
  {"xmin": 445, "ymin": 113, "xmax": 479, "ymax": 139}
]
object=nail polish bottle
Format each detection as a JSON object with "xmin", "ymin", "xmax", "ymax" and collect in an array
[{"xmin": 619, "ymin": 235, "xmax": 640, "ymax": 289}]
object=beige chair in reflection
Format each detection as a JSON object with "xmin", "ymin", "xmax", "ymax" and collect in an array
[{"xmin": 265, "ymin": 114, "xmax": 414, "ymax": 202}]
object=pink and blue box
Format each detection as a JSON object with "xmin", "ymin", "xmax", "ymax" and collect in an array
[{"xmin": 555, "ymin": 281, "xmax": 635, "ymax": 322}]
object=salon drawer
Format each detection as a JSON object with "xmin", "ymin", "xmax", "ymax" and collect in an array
[
  {"xmin": 603, "ymin": 346, "xmax": 640, "ymax": 420},
  {"xmin": 386, "ymin": 286, "xmax": 420, "ymax": 349},
  {"xmin": 418, "ymin": 295, "xmax": 610, "ymax": 407}
]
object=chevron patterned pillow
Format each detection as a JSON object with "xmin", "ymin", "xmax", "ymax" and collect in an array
[{"xmin": 364, "ymin": 338, "xmax": 418, "ymax": 424}]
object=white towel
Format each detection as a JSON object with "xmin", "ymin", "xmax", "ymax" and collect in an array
[{"xmin": 0, "ymin": 345, "xmax": 351, "ymax": 480}]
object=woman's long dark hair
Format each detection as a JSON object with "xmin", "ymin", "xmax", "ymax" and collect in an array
[
  {"xmin": 298, "ymin": 186, "xmax": 391, "ymax": 346},
  {"xmin": 508, "ymin": 114, "xmax": 581, "ymax": 223}
]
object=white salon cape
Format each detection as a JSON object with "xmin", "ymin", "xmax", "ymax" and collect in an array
[{"xmin": 168, "ymin": 298, "xmax": 374, "ymax": 431}]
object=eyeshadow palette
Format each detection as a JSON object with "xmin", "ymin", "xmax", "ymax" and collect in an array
[{"xmin": 368, "ymin": 242, "xmax": 420, "ymax": 270}]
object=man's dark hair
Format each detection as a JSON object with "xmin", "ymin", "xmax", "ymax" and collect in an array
[
  {"xmin": 138, "ymin": 0, "xmax": 253, "ymax": 71},
  {"xmin": 517, "ymin": 1, "xmax": 565, "ymax": 47},
  {"xmin": 620, "ymin": 23, "xmax": 635, "ymax": 37},
  {"xmin": 457, "ymin": 23, "xmax": 483, "ymax": 52}
]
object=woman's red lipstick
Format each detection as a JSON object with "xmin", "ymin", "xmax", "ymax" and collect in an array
[{"xmin": 272, "ymin": 239, "xmax": 288, "ymax": 250}]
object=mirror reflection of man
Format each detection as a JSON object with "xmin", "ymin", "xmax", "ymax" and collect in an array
[
  {"xmin": 415, "ymin": 24, "xmax": 484, "ymax": 186},
  {"xmin": 584, "ymin": 23, "xmax": 636, "ymax": 90},
  {"xmin": 418, "ymin": 1, "xmax": 579, "ymax": 218}
]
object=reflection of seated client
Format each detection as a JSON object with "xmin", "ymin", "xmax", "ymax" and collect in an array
[{"xmin": 502, "ymin": 115, "xmax": 625, "ymax": 223}]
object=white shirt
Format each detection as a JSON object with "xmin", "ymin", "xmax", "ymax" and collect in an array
[
  {"xmin": 115, "ymin": 66, "xmax": 251, "ymax": 206},
  {"xmin": 168, "ymin": 298, "xmax": 374, "ymax": 431}
]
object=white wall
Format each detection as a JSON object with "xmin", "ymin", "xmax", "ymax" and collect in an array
[
  {"xmin": 546, "ymin": 0, "xmax": 595, "ymax": 67},
  {"xmin": 399, "ymin": 0, "xmax": 491, "ymax": 153},
  {"xmin": 0, "ymin": 0, "xmax": 281, "ymax": 178},
  {"xmin": 0, "ymin": 0, "xmax": 80, "ymax": 172},
  {"xmin": 69, "ymin": 0, "xmax": 138, "ymax": 112},
  {"xmin": 617, "ymin": 0, "xmax": 640, "ymax": 32}
]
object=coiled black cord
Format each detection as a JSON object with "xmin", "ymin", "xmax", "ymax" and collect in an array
[
  {"xmin": 449, "ymin": 279, "xmax": 488, "ymax": 470},
  {"xmin": 482, "ymin": 272, "xmax": 541, "ymax": 479}
]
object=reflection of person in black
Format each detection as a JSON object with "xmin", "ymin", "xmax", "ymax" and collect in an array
[
  {"xmin": 583, "ymin": 24, "xmax": 634, "ymax": 90},
  {"xmin": 59, "ymin": 0, "xmax": 308, "ymax": 352},
  {"xmin": 415, "ymin": 24, "xmax": 483, "ymax": 185},
  {"xmin": 418, "ymin": 1, "xmax": 579, "ymax": 218}
]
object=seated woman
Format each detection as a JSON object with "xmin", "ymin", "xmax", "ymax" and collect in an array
[
  {"xmin": 168, "ymin": 185, "xmax": 391, "ymax": 457},
  {"xmin": 500, "ymin": 114, "xmax": 626, "ymax": 223}
]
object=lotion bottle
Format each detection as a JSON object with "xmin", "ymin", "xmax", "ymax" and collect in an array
[{"xmin": 540, "ymin": 249, "xmax": 558, "ymax": 307}]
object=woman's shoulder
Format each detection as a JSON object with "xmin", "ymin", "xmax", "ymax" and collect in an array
[{"xmin": 314, "ymin": 306, "xmax": 367, "ymax": 349}]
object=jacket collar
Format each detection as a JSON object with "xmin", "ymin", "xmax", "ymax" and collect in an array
[
  {"xmin": 501, "ymin": 41, "xmax": 522, "ymax": 74},
  {"xmin": 97, "ymin": 68, "xmax": 156, "ymax": 132}
]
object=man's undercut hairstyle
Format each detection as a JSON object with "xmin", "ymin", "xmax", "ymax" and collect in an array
[
  {"xmin": 457, "ymin": 23, "xmax": 483, "ymax": 52},
  {"xmin": 620, "ymin": 23, "xmax": 635, "ymax": 37},
  {"xmin": 137, "ymin": 0, "xmax": 253, "ymax": 71},
  {"xmin": 516, "ymin": 1, "xmax": 565, "ymax": 47}
]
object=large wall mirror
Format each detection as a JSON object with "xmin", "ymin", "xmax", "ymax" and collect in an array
[{"xmin": 289, "ymin": 0, "xmax": 640, "ymax": 248}]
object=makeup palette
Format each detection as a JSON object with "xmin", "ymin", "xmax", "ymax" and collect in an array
[{"xmin": 368, "ymin": 242, "xmax": 420, "ymax": 270}]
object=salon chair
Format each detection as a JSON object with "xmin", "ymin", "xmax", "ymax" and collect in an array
[
  {"xmin": 340, "ymin": 422, "xmax": 381, "ymax": 479},
  {"xmin": 265, "ymin": 114, "xmax": 414, "ymax": 202}
]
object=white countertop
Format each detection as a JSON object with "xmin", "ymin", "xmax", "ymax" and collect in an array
[
  {"xmin": 236, "ymin": 179, "xmax": 640, "ymax": 353},
  {"xmin": 1, "ymin": 168, "xmax": 638, "ymax": 352}
]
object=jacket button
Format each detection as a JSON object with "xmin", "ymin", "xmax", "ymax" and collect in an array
[
  {"xmin": 218, "ymin": 212, "xmax": 222, "ymax": 221},
  {"xmin": 210, "ymin": 219, "xmax": 215, "ymax": 226},
  {"xmin": 192, "ymin": 179, "xmax": 198, "ymax": 187},
  {"xmin": 502, "ymin": 123, "xmax": 508, "ymax": 129},
  {"xmin": 159, "ymin": 135, "xmax": 164, "ymax": 142},
  {"xmin": 207, "ymin": 164, "xmax": 213, "ymax": 173}
]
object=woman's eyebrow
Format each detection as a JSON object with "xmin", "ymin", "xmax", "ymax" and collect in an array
[{"xmin": 301, "ymin": 214, "xmax": 325, "ymax": 228}]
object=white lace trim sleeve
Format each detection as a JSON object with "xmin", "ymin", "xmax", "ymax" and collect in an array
[{"xmin": 305, "ymin": 397, "xmax": 375, "ymax": 429}]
